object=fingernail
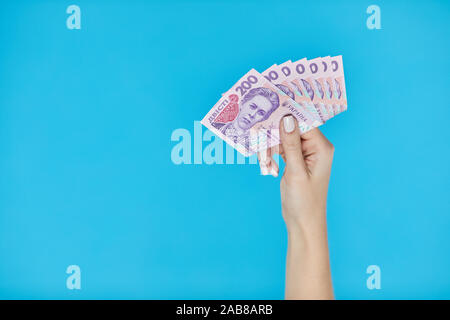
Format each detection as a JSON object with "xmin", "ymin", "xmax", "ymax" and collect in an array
[
  {"xmin": 283, "ymin": 115, "xmax": 295, "ymax": 133},
  {"xmin": 270, "ymin": 167, "xmax": 278, "ymax": 177},
  {"xmin": 261, "ymin": 166, "xmax": 269, "ymax": 175}
]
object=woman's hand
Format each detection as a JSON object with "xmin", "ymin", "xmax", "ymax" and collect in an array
[
  {"xmin": 258, "ymin": 115, "xmax": 335, "ymax": 299},
  {"xmin": 278, "ymin": 115, "xmax": 334, "ymax": 234}
]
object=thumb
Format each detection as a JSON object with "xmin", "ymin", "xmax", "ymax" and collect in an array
[{"xmin": 279, "ymin": 115, "xmax": 307, "ymax": 177}]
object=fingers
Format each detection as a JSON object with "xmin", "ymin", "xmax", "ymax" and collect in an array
[
  {"xmin": 270, "ymin": 156, "xmax": 279, "ymax": 177},
  {"xmin": 301, "ymin": 127, "xmax": 334, "ymax": 176},
  {"xmin": 258, "ymin": 147, "xmax": 279, "ymax": 177},
  {"xmin": 259, "ymin": 120, "xmax": 333, "ymax": 179},
  {"xmin": 258, "ymin": 148, "xmax": 271, "ymax": 175},
  {"xmin": 300, "ymin": 127, "xmax": 328, "ymax": 144},
  {"xmin": 279, "ymin": 115, "xmax": 307, "ymax": 177},
  {"xmin": 301, "ymin": 127, "xmax": 334, "ymax": 155}
]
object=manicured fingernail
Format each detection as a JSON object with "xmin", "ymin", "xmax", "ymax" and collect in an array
[
  {"xmin": 261, "ymin": 166, "xmax": 269, "ymax": 175},
  {"xmin": 270, "ymin": 167, "xmax": 278, "ymax": 177},
  {"xmin": 283, "ymin": 115, "xmax": 295, "ymax": 133}
]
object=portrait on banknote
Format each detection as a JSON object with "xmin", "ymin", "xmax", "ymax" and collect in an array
[{"xmin": 215, "ymin": 87, "xmax": 280, "ymax": 149}]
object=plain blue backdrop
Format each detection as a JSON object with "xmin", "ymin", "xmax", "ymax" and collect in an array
[{"xmin": 0, "ymin": 0, "xmax": 449, "ymax": 299}]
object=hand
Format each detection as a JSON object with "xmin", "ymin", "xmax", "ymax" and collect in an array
[
  {"xmin": 278, "ymin": 115, "xmax": 334, "ymax": 234},
  {"xmin": 258, "ymin": 115, "xmax": 335, "ymax": 299},
  {"xmin": 258, "ymin": 115, "xmax": 334, "ymax": 232}
]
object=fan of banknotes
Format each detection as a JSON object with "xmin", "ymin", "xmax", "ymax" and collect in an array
[{"xmin": 201, "ymin": 56, "xmax": 347, "ymax": 157}]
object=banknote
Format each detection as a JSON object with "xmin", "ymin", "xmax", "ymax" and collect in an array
[
  {"xmin": 201, "ymin": 69, "xmax": 317, "ymax": 156},
  {"xmin": 272, "ymin": 60, "xmax": 325, "ymax": 125},
  {"xmin": 321, "ymin": 56, "xmax": 341, "ymax": 116},
  {"xmin": 289, "ymin": 59, "xmax": 328, "ymax": 123},
  {"xmin": 272, "ymin": 57, "xmax": 348, "ymax": 123},
  {"xmin": 201, "ymin": 56, "xmax": 347, "ymax": 156},
  {"xmin": 327, "ymin": 55, "xmax": 347, "ymax": 114},
  {"xmin": 306, "ymin": 56, "xmax": 348, "ymax": 117},
  {"xmin": 220, "ymin": 60, "xmax": 342, "ymax": 122},
  {"xmin": 312, "ymin": 56, "xmax": 336, "ymax": 118},
  {"xmin": 261, "ymin": 63, "xmax": 322, "ymax": 128},
  {"xmin": 302, "ymin": 57, "xmax": 336, "ymax": 121}
]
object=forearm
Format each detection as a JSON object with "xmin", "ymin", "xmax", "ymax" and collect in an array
[{"xmin": 285, "ymin": 216, "xmax": 334, "ymax": 300}]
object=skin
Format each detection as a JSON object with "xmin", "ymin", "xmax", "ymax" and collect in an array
[
  {"xmin": 236, "ymin": 95, "xmax": 272, "ymax": 131},
  {"xmin": 258, "ymin": 115, "xmax": 334, "ymax": 300}
]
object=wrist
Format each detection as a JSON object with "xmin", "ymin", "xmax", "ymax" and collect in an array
[{"xmin": 286, "ymin": 213, "xmax": 328, "ymax": 247}]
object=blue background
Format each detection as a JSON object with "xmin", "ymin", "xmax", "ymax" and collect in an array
[{"xmin": 0, "ymin": 0, "xmax": 449, "ymax": 299}]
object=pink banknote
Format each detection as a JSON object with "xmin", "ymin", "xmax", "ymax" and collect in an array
[
  {"xmin": 297, "ymin": 56, "xmax": 348, "ymax": 118},
  {"xmin": 201, "ymin": 69, "xmax": 317, "ymax": 156},
  {"xmin": 261, "ymin": 63, "xmax": 322, "ymax": 128},
  {"xmin": 327, "ymin": 55, "xmax": 347, "ymax": 114},
  {"xmin": 289, "ymin": 59, "xmax": 328, "ymax": 123},
  {"xmin": 302, "ymin": 57, "xmax": 336, "ymax": 121},
  {"xmin": 274, "ymin": 60, "xmax": 325, "ymax": 126},
  {"xmin": 203, "ymin": 57, "xmax": 347, "ymax": 156},
  {"xmin": 311, "ymin": 56, "xmax": 336, "ymax": 118}
]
